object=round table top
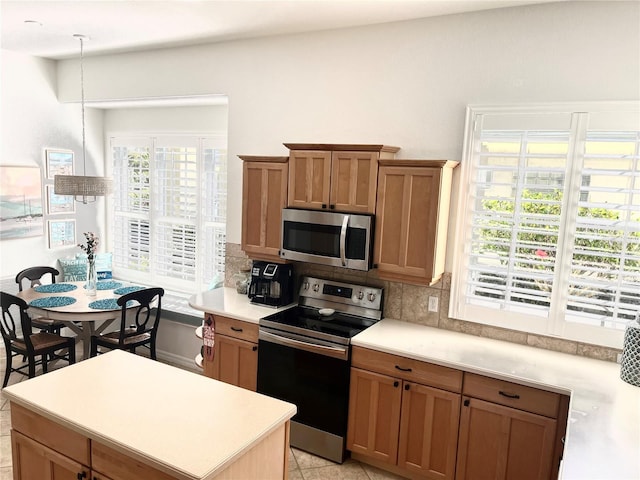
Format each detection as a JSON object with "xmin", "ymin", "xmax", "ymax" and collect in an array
[{"xmin": 16, "ymin": 280, "xmax": 148, "ymax": 321}]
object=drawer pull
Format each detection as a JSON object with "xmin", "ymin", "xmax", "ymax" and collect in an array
[
  {"xmin": 499, "ymin": 390, "xmax": 521, "ymax": 399},
  {"xmin": 231, "ymin": 326, "xmax": 243, "ymax": 332},
  {"xmin": 393, "ymin": 381, "xmax": 399, "ymax": 387},
  {"xmin": 395, "ymin": 365, "xmax": 412, "ymax": 372}
]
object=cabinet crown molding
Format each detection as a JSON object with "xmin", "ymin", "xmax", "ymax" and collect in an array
[
  {"xmin": 284, "ymin": 143, "xmax": 400, "ymax": 153},
  {"xmin": 378, "ymin": 159, "xmax": 459, "ymax": 168},
  {"xmin": 238, "ymin": 155, "xmax": 289, "ymax": 163}
]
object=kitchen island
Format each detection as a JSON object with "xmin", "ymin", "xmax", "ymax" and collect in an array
[{"xmin": 3, "ymin": 349, "xmax": 297, "ymax": 480}]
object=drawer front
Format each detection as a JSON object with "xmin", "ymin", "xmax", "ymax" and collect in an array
[
  {"xmin": 463, "ymin": 372, "xmax": 561, "ymax": 418},
  {"xmin": 351, "ymin": 347, "xmax": 462, "ymax": 393},
  {"xmin": 10, "ymin": 402, "xmax": 91, "ymax": 466},
  {"xmin": 92, "ymin": 441, "xmax": 176, "ymax": 480},
  {"xmin": 212, "ymin": 314, "xmax": 259, "ymax": 343}
]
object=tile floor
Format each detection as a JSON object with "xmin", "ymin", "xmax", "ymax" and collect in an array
[{"xmin": 0, "ymin": 343, "xmax": 404, "ymax": 480}]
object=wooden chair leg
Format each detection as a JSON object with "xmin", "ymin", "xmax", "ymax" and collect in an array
[
  {"xmin": 42, "ymin": 354, "xmax": 48, "ymax": 373},
  {"xmin": 2, "ymin": 351, "xmax": 12, "ymax": 388},
  {"xmin": 27, "ymin": 356, "xmax": 36, "ymax": 378},
  {"xmin": 68, "ymin": 342, "xmax": 76, "ymax": 365}
]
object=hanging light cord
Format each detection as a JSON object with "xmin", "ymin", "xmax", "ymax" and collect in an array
[{"xmin": 77, "ymin": 34, "xmax": 87, "ymax": 179}]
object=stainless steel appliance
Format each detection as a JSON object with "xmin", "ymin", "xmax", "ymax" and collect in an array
[
  {"xmin": 257, "ymin": 276, "xmax": 384, "ymax": 463},
  {"xmin": 247, "ymin": 261, "xmax": 293, "ymax": 307},
  {"xmin": 280, "ymin": 208, "xmax": 374, "ymax": 271}
]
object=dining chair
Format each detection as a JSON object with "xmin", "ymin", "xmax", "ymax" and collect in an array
[
  {"xmin": 15, "ymin": 266, "xmax": 67, "ymax": 335},
  {"xmin": 1, "ymin": 291, "xmax": 76, "ymax": 388},
  {"xmin": 90, "ymin": 287, "xmax": 165, "ymax": 360}
]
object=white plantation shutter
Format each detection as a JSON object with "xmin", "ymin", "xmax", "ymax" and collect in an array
[
  {"xmin": 111, "ymin": 135, "xmax": 226, "ymax": 292},
  {"xmin": 451, "ymin": 104, "xmax": 640, "ymax": 348}
]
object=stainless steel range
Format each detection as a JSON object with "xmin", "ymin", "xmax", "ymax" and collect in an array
[{"xmin": 256, "ymin": 276, "xmax": 384, "ymax": 463}]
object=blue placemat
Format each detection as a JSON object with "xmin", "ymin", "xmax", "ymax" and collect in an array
[
  {"xmin": 94, "ymin": 281, "xmax": 123, "ymax": 291},
  {"xmin": 114, "ymin": 285, "xmax": 145, "ymax": 295},
  {"xmin": 34, "ymin": 283, "xmax": 78, "ymax": 293},
  {"xmin": 29, "ymin": 296, "xmax": 77, "ymax": 308},
  {"xmin": 88, "ymin": 298, "xmax": 121, "ymax": 310}
]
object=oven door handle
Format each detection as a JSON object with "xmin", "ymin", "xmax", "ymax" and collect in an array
[
  {"xmin": 259, "ymin": 330, "xmax": 349, "ymax": 361},
  {"xmin": 340, "ymin": 214, "xmax": 349, "ymax": 267}
]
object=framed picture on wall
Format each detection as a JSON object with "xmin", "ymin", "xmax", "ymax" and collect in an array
[
  {"xmin": 47, "ymin": 219, "xmax": 76, "ymax": 249},
  {"xmin": 45, "ymin": 149, "xmax": 74, "ymax": 179},
  {"xmin": 0, "ymin": 165, "xmax": 44, "ymax": 240},
  {"xmin": 46, "ymin": 185, "xmax": 75, "ymax": 214}
]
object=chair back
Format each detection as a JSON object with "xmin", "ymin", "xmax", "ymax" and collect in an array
[
  {"xmin": 0, "ymin": 291, "xmax": 31, "ymax": 345},
  {"xmin": 16, "ymin": 266, "xmax": 60, "ymax": 292},
  {"xmin": 117, "ymin": 287, "xmax": 164, "ymax": 346}
]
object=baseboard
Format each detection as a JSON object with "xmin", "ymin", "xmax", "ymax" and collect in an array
[{"xmin": 156, "ymin": 349, "xmax": 202, "ymax": 374}]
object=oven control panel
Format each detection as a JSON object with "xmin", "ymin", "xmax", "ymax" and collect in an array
[{"xmin": 299, "ymin": 276, "xmax": 383, "ymax": 312}]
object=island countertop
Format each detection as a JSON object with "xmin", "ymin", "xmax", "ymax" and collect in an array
[
  {"xmin": 188, "ymin": 286, "xmax": 294, "ymax": 324},
  {"xmin": 352, "ymin": 319, "xmax": 640, "ymax": 480},
  {"xmin": 3, "ymin": 350, "xmax": 297, "ymax": 480}
]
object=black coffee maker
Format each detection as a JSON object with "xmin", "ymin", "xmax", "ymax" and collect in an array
[{"xmin": 248, "ymin": 261, "xmax": 294, "ymax": 307}]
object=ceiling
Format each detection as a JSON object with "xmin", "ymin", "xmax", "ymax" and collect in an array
[{"xmin": 1, "ymin": 0, "xmax": 560, "ymax": 60}]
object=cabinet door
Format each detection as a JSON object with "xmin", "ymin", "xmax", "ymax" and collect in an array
[
  {"xmin": 11, "ymin": 430, "xmax": 90, "ymax": 480},
  {"xmin": 215, "ymin": 334, "xmax": 259, "ymax": 391},
  {"xmin": 330, "ymin": 151, "xmax": 378, "ymax": 213},
  {"xmin": 456, "ymin": 397, "xmax": 557, "ymax": 480},
  {"xmin": 397, "ymin": 382, "xmax": 460, "ymax": 480},
  {"xmin": 287, "ymin": 150, "xmax": 332, "ymax": 209},
  {"xmin": 346, "ymin": 368, "xmax": 402, "ymax": 465},
  {"xmin": 374, "ymin": 166, "xmax": 441, "ymax": 284},
  {"xmin": 242, "ymin": 161, "xmax": 288, "ymax": 261}
]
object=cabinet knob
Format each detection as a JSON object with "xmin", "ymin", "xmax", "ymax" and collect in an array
[
  {"xmin": 77, "ymin": 472, "xmax": 87, "ymax": 480},
  {"xmin": 322, "ymin": 203, "xmax": 327, "ymax": 209},
  {"xmin": 464, "ymin": 398, "xmax": 470, "ymax": 407},
  {"xmin": 404, "ymin": 384, "xmax": 411, "ymax": 391},
  {"xmin": 393, "ymin": 380, "xmax": 399, "ymax": 387},
  {"xmin": 252, "ymin": 346, "xmax": 258, "ymax": 351},
  {"xmin": 330, "ymin": 204, "xmax": 335, "ymax": 209}
]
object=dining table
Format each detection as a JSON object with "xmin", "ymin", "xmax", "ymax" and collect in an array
[{"xmin": 16, "ymin": 280, "xmax": 148, "ymax": 360}]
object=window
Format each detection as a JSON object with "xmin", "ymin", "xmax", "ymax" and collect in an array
[
  {"xmin": 450, "ymin": 104, "xmax": 640, "ymax": 348},
  {"xmin": 111, "ymin": 135, "xmax": 226, "ymax": 293}
]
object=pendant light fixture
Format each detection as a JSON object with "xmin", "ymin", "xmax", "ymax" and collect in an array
[{"xmin": 54, "ymin": 34, "xmax": 112, "ymax": 203}]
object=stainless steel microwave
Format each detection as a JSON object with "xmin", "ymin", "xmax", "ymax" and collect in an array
[{"xmin": 280, "ymin": 208, "xmax": 374, "ymax": 271}]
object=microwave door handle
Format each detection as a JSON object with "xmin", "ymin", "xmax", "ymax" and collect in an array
[{"xmin": 340, "ymin": 214, "xmax": 349, "ymax": 266}]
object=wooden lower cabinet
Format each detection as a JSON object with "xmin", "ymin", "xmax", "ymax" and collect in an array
[
  {"xmin": 11, "ymin": 430, "xmax": 91, "ymax": 480},
  {"xmin": 202, "ymin": 314, "xmax": 259, "ymax": 391},
  {"xmin": 347, "ymin": 349, "xmax": 568, "ymax": 480},
  {"xmin": 347, "ymin": 367, "xmax": 460, "ymax": 480},
  {"xmin": 455, "ymin": 397, "xmax": 557, "ymax": 480}
]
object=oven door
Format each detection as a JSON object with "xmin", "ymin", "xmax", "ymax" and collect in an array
[
  {"xmin": 257, "ymin": 327, "xmax": 350, "ymax": 462},
  {"xmin": 280, "ymin": 208, "xmax": 372, "ymax": 271}
]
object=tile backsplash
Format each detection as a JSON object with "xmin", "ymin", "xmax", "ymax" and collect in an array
[{"xmin": 225, "ymin": 243, "xmax": 622, "ymax": 363}]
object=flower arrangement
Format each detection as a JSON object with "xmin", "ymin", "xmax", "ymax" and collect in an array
[{"xmin": 78, "ymin": 231, "xmax": 99, "ymax": 260}]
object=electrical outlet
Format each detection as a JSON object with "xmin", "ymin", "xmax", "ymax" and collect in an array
[{"xmin": 428, "ymin": 296, "xmax": 439, "ymax": 313}]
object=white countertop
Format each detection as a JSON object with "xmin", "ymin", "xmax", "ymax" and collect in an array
[
  {"xmin": 3, "ymin": 350, "xmax": 296, "ymax": 480},
  {"xmin": 352, "ymin": 319, "xmax": 640, "ymax": 480},
  {"xmin": 188, "ymin": 286, "xmax": 294, "ymax": 324}
]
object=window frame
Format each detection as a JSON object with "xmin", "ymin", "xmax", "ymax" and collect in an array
[
  {"xmin": 109, "ymin": 134, "xmax": 227, "ymax": 293},
  {"xmin": 449, "ymin": 102, "xmax": 640, "ymax": 349}
]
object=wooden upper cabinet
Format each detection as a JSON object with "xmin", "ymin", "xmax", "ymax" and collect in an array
[
  {"xmin": 287, "ymin": 149, "xmax": 332, "ymax": 210},
  {"xmin": 239, "ymin": 156, "xmax": 289, "ymax": 262},
  {"xmin": 285, "ymin": 143, "xmax": 400, "ymax": 213},
  {"xmin": 374, "ymin": 159, "xmax": 458, "ymax": 286}
]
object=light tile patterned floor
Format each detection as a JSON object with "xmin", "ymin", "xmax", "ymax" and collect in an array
[{"xmin": 0, "ymin": 342, "xmax": 404, "ymax": 480}]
